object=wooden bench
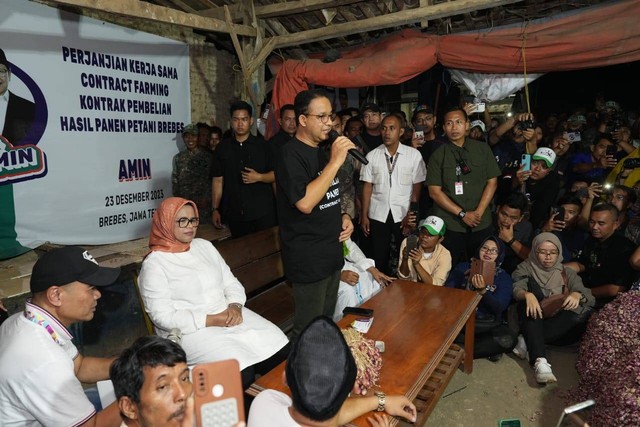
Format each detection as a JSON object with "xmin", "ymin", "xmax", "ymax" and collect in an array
[{"xmin": 213, "ymin": 226, "xmax": 294, "ymax": 334}]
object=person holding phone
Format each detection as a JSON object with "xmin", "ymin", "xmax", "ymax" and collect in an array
[
  {"xmin": 569, "ymin": 136, "xmax": 618, "ymax": 185},
  {"xmin": 541, "ymin": 195, "xmax": 588, "ymax": 262},
  {"xmin": 397, "ymin": 216, "xmax": 452, "ymax": 285},
  {"xmin": 511, "ymin": 147, "xmax": 561, "ymax": 229},
  {"xmin": 445, "ymin": 236, "xmax": 516, "ymax": 360}
]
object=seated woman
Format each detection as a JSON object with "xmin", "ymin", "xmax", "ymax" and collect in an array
[
  {"xmin": 397, "ymin": 216, "xmax": 451, "ymax": 285},
  {"xmin": 139, "ymin": 197, "xmax": 289, "ymax": 389},
  {"xmin": 511, "ymin": 232, "xmax": 594, "ymax": 384},
  {"xmin": 446, "ymin": 236, "xmax": 516, "ymax": 361}
]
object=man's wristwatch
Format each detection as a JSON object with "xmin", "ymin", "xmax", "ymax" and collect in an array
[
  {"xmin": 228, "ymin": 303, "xmax": 243, "ymax": 310},
  {"xmin": 458, "ymin": 210, "xmax": 466, "ymax": 219},
  {"xmin": 506, "ymin": 237, "xmax": 516, "ymax": 246},
  {"xmin": 374, "ymin": 391, "xmax": 386, "ymax": 412},
  {"xmin": 212, "ymin": 207, "xmax": 219, "ymax": 211}
]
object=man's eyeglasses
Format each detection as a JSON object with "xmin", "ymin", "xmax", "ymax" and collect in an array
[
  {"xmin": 176, "ymin": 217, "xmax": 200, "ymax": 228},
  {"xmin": 479, "ymin": 246, "xmax": 499, "ymax": 255},
  {"xmin": 536, "ymin": 250, "xmax": 559, "ymax": 257},
  {"xmin": 306, "ymin": 113, "xmax": 337, "ymax": 124}
]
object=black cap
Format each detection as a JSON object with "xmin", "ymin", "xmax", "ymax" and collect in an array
[
  {"xmin": 361, "ymin": 102, "xmax": 381, "ymax": 114},
  {"xmin": 286, "ymin": 316, "xmax": 357, "ymax": 421},
  {"xmin": 30, "ymin": 246, "xmax": 121, "ymax": 293},
  {"xmin": 0, "ymin": 49, "xmax": 8, "ymax": 70}
]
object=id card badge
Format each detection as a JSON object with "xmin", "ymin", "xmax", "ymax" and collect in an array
[{"xmin": 455, "ymin": 181, "xmax": 464, "ymax": 195}]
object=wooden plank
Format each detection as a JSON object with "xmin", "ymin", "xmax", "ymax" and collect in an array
[
  {"xmin": 46, "ymin": 0, "xmax": 257, "ymax": 37},
  {"xmin": 272, "ymin": 0, "xmax": 523, "ymax": 49},
  {"xmin": 200, "ymin": 0, "xmax": 366, "ymax": 21},
  {"xmin": 213, "ymin": 226, "xmax": 280, "ymax": 269},
  {"xmin": 232, "ymin": 253, "xmax": 284, "ymax": 295},
  {"xmin": 245, "ymin": 282, "xmax": 294, "ymax": 330}
]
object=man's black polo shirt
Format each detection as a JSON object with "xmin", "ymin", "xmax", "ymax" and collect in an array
[
  {"xmin": 212, "ymin": 134, "xmax": 275, "ymax": 221},
  {"xmin": 578, "ymin": 233, "xmax": 635, "ymax": 289}
]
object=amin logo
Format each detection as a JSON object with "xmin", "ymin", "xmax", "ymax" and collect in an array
[
  {"xmin": 0, "ymin": 135, "xmax": 47, "ymax": 185},
  {"xmin": 119, "ymin": 158, "xmax": 151, "ymax": 182}
]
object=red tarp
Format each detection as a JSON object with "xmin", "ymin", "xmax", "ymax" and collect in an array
[{"xmin": 268, "ymin": 0, "xmax": 640, "ymax": 137}]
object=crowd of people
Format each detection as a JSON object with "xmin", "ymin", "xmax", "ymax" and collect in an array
[{"xmin": 2, "ymin": 88, "xmax": 640, "ymax": 425}]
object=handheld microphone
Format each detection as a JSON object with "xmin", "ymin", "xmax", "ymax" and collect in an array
[{"xmin": 328, "ymin": 130, "xmax": 369, "ymax": 165}]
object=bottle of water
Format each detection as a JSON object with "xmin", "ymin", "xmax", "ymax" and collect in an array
[{"xmin": 167, "ymin": 328, "xmax": 182, "ymax": 345}]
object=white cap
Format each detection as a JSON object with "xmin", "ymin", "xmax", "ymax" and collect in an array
[
  {"xmin": 470, "ymin": 120, "xmax": 486, "ymax": 133},
  {"xmin": 532, "ymin": 147, "xmax": 556, "ymax": 168}
]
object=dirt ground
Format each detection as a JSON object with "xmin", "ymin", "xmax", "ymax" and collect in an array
[{"xmin": 422, "ymin": 344, "xmax": 581, "ymax": 427}]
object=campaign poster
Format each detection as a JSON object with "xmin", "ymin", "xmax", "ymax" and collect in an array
[{"xmin": 1, "ymin": 0, "xmax": 190, "ymax": 259}]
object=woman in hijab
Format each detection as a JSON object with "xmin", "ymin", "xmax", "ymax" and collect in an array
[
  {"xmin": 138, "ymin": 197, "xmax": 289, "ymax": 388},
  {"xmin": 446, "ymin": 236, "xmax": 516, "ymax": 361},
  {"xmin": 511, "ymin": 232, "xmax": 594, "ymax": 384}
]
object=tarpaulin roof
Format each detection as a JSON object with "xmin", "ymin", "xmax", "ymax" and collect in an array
[{"xmin": 269, "ymin": 0, "xmax": 640, "ymax": 137}]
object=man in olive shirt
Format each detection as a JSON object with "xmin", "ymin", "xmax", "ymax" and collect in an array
[{"xmin": 427, "ymin": 107, "xmax": 501, "ymax": 265}]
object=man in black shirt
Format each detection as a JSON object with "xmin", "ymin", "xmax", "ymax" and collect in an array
[
  {"xmin": 361, "ymin": 102, "xmax": 383, "ymax": 152},
  {"xmin": 268, "ymin": 104, "xmax": 297, "ymax": 149},
  {"xmin": 276, "ymin": 89, "xmax": 355, "ymax": 338},
  {"xmin": 212, "ymin": 101, "xmax": 276, "ymax": 237},
  {"xmin": 566, "ymin": 203, "xmax": 635, "ymax": 307}
]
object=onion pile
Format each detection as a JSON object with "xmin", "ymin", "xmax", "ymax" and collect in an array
[
  {"xmin": 342, "ymin": 328, "xmax": 383, "ymax": 395},
  {"xmin": 573, "ymin": 291, "xmax": 640, "ymax": 425}
]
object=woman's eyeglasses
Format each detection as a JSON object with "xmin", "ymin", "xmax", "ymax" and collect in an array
[
  {"xmin": 536, "ymin": 250, "xmax": 559, "ymax": 257},
  {"xmin": 176, "ymin": 217, "xmax": 199, "ymax": 228},
  {"xmin": 479, "ymin": 246, "xmax": 499, "ymax": 255}
]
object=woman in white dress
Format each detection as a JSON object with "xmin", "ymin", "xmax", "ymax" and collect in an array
[{"xmin": 139, "ymin": 197, "xmax": 289, "ymax": 388}]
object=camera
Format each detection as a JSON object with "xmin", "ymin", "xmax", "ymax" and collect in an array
[
  {"xmin": 623, "ymin": 158, "xmax": 640, "ymax": 169},
  {"xmin": 517, "ymin": 120, "xmax": 535, "ymax": 131}
]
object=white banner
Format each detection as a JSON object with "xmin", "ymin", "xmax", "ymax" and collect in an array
[{"xmin": 0, "ymin": 0, "xmax": 190, "ymax": 258}]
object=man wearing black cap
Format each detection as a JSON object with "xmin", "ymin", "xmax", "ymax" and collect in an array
[
  {"xmin": 0, "ymin": 246, "xmax": 122, "ymax": 426},
  {"xmin": 0, "ymin": 48, "xmax": 36, "ymax": 144},
  {"xmin": 247, "ymin": 316, "xmax": 416, "ymax": 426}
]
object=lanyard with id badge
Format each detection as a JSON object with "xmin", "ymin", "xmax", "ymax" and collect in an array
[{"xmin": 454, "ymin": 151, "xmax": 471, "ymax": 195}]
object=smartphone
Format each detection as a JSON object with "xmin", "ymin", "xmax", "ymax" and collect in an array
[
  {"xmin": 555, "ymin": 206, "xmax": 566, "ymax": 222},
  {"xmin": 409, "ymin": 201, "xmax": 419, "ymax": 218},
  {"xmin": 342, "ymin": 306, "xmax": 374, "ymax": 317},
  {"xmin": 521, "ymin": 154, "xmax": 531, "ymax": 171},
  {"xmin": 406, "ymin": 234, "xmax": 419, "ymax": 254},
  {"xmin": 413, "ymin": 130, "xmax": 425, "ymax": 145},
  {"xmin": 470, "ymin": 258, "xmax": 496, "ymax": 286},
  {"xmin": 475, "ymin": 102, "xmax": 486, "ymax": 113},
  {"xmin": 193, "ymin": 359, "xmax": 245, "ymax": 427},
  {"xmin": 606, "ymin": 145, "xmax": 617, "ymax": 157},
  {"xmin": 498, "ymin": 420, "xmax": 521, "ymax": 427}
]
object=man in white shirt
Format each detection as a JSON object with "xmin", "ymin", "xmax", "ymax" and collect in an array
[
  {"xmin": 247, "ymin": 316, "xmax": 417, "ymax": 427},
  {"xmin": 0, "ymin": 246, "xmax": 122, "ymax": 427},
  {"xmin": 361, "ymin": 113, "xmax": 427, "ymax": 275},
  {"xmin": 333, "ymin": 239, "xmax": 394, "ymax": 321}
]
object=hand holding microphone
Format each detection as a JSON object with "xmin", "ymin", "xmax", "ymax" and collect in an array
[{"xmin": 328, "ymin": 130, "xmax": 369, "ymax": 165}]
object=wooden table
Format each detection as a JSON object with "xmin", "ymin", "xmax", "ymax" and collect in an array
[{"xmin": 247, "ymin": 280, "xmax": 481, "ymax": 426}]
